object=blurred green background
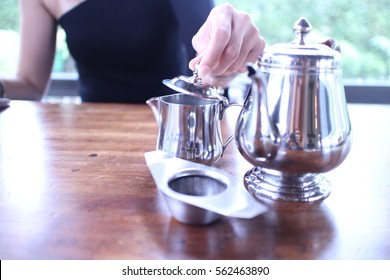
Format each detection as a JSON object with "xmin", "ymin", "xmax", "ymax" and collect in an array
[{"xmin": 1, "ymin": 0, "xmax": 389, "ymax": 81}]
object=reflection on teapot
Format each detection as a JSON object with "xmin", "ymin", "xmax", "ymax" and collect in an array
[
  {"xmin": 147, "ymin": 93, "xmax": 233, "ymax": 166},
  {"xmin": 235, "ymin": 17, "xmax": 352, "ymax": 202}
]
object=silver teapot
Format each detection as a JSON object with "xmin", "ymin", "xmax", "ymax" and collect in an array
[{"xmin": 235, "ymin": 17, "xmax": 352, "ymax": 202}]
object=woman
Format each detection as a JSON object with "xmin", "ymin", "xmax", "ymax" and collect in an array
[{"xmin": 0, "ymin": 0, "xmax": 265, "ymax": 103}]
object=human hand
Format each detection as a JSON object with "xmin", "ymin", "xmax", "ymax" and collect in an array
[{"xmin": 189, "ymin": 3, "xmax": 265, "ymax": 80}]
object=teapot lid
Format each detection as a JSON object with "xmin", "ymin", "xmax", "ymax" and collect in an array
[{"xmin": 259, "ymin": 17, "xmax": 342, "ymax": 70}]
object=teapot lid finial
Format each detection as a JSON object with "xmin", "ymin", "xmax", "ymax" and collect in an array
[
  {"xmin": 258, "ymin": 17, "xmax": 342, "ymax": 70},
  {"xmin": 293, "ymin": 17, "xmax": 312, "ymax": 45}
]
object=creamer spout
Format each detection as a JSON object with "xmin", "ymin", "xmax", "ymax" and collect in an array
[{"xmin": 146, "ymin": 97, "xmax": 160, "ymax": 125}]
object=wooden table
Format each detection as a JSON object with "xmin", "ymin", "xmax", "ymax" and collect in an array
[{"xmin": 1, "ymin": 101, "xmax": 389, "ymax": 260}]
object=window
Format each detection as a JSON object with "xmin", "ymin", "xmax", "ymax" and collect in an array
[
  {"xmin": 0, "ymin": 0, "xmax": 19, "ymax": 74},
  {"xmin": 216, "ymin": 0, "xmax": 390, "ymax": 103},
  {"xmin": 217, "ymin": 0, "xmax": 390, "ymax": 82},
  {"xmin": 1, "ymin": 0, "xmax": 389, "ymax": 103}
]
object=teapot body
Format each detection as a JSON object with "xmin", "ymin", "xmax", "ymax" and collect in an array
[
  {"xmin": 236, "ymin": 64, "xmax": 352, "ymax": 174},
  {"xmin": 234, "ymin": 17, "xmax": 352, "ymax": 202}
]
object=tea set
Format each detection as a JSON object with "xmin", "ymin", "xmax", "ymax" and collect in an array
[{"xmin": 145, "ymin": 18, "xmax": 352, "ymax": 225}]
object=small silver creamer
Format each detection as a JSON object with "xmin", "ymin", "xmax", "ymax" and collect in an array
[{"xmin": 147, "ymin": 93, "xmax": 233, "ymax": 166}]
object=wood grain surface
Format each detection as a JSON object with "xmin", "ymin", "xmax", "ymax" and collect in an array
[{"xmin": 1, "ymin": 101, "xmax": 389, "ymax": 260}]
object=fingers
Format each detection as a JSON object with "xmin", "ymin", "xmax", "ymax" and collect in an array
[
  {"xmin": 190, "ymin": 4, "xmax": 265, "ymax": 78},
  {"xmin": 218, "ymin": 21, "xmax": 264, "ymax": 75},
  {"xmin": 190, "ymin": 5, "xmax": 233, "ymax": 76},
  {"xmin": 198, "ymin": 8, "xmax": 234, "ymax": 77}
]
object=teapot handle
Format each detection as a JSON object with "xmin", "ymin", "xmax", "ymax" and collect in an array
[{"xmin": 319, "ymin": 37, "xmax": 341, "ymax": 52}]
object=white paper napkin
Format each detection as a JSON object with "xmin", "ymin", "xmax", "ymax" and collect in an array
[{"xmin": 144, "ymin": 150, "xmax": 267, "ymax": 219}]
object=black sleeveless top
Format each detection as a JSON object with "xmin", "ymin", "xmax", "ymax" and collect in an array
[{"xmin": 58, "ymin": 0, "xmax": 213, "ymax": 103}]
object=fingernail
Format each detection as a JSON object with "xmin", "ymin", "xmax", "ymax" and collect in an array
[{"xmin": 188, "ymin": 59, "xmax": 197, "ymax": 70}]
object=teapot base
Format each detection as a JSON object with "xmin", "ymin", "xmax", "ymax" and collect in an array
[{"xmin": 244, "ymin": 167, "xmax": 331, "ymax": 203}]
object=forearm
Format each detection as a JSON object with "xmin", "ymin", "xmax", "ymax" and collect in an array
[
  {"xmin": 4, "ymin": 0, "xmax": 58, "ymax": 101},
  {"xmin": 0, "ymin": 76, "xmax": 46, "ymax": 101}
]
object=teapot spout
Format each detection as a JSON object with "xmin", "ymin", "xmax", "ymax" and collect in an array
[
  {"xmin": 146, "ymin": 97, "xmax": 160, "ymax": 125},
  {"xmin": 235, "ymin": 64, "xmax": 280, "ymax": 162}
]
